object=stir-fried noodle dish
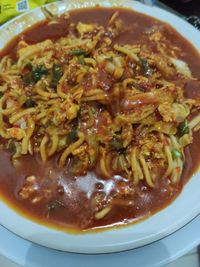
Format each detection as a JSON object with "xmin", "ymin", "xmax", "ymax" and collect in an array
[{"xmin": 0, "ymin": 7, "xmax": 200, "ymax": 230}]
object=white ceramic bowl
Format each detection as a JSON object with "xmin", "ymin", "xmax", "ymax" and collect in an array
[{"xmin": 0, "ymin": 0, "xmax": 200, "ymax": 254}]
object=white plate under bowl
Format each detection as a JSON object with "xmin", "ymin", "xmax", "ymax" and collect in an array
[
  {"xmin": 1, "ymin": 215, "xmax": 200, "ymax": 267},
  {"xmin": 0, "ymin": 0, "xmax": 200, "ymax": 254}
]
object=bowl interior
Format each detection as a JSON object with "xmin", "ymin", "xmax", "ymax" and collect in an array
[{"xmin": 0, "ymin": 0, "xmax": 200, "ymax": 254}]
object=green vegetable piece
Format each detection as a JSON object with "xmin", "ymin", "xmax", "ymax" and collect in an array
[
  {"xmin": 0, "ymin": 92, "xmax": 4, "ymax": 98},
  {"xmin": 139, "ymin": 58, "xmax": 152, "ymax": 77},
  {"xmin": 23, "ymin": 98, "xmax": 36, "ymax": 108},
  {"xmin": 5, "ymin": 140, "xmax": 16, "ymax": 153},
  {"xmin": 91, "ymin": 106, "xmax": 96, "ymax": 114},
  {"xmin": 171, "ymin": 148, "xmax": 181, "ymax": 159},
  {"xmin": 69, "ymin": 156, "xmax": 83, "ymax": 175},
  {"xmin": 107, "ymin": 56, "xmax": 113, "ymax": 62},
  {"xmin": 109, "ymin": 137, "xmax": 123, "ymax": 150},
  {"xmin": 51, "ymin": 64, "xmax": 63, "ymax": 87},
  {"xmin": 22, "ymin": 73, "xmax": 32, "ymax": 85},
  {"xmin": 178, "ymin": 121, "xmax": 189, "ymax": 137},
  {"xmin": 24, "ymin": 62, "xmax": 33, "ymax": 71},
  {"xmin": 77, "ymin": 55, "xmax": 85, "ymax": 65},
  {"xmin": 67, "ymin": 129, "xmax": 78, "ymax": 145},
  {"xmin": 69, "ymin": 49, "xmax": 86, "ymax": 56},
  {"xmin": 32, "ymin": 65, "xmax": 48, "ymax": 83}
]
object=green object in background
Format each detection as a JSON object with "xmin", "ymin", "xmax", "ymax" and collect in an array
[{"xmin": 0, "ymin": 0, "xmax": 59, "ymax": 25}]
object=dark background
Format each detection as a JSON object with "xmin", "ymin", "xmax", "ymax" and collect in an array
[{"xmin": 159, "ymin": 0, "xmax": 200, "ymax": 17}]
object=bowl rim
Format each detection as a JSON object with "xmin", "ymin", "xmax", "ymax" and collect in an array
[{"xmin": 0, "ymin": 0, "xmax": 200, "ymax": 254}]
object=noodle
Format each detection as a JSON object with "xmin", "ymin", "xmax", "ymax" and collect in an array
[
  {"xmin": 40, "ymin": 135, "xmax": 49, "ymax": 163},
  {"xmin": 21, "ymin": 117, "xmax": 35, "ymax": 155},
  {"xmin": 0, "ymin": 114, "xmax": 9, "ymax": 138},
  {"xmin": 9, "ymin": 108, "xmax": 36, "ymax": 124},
  {"xmin": 114, "ymin": 44, "xmax": 139, "ymax": 62},
  {"xmin": 163, "ymin": 139, "xmax": 174, "ymax": 179},
  {"xmin": 130, "ymin": 147, "xmax": 143, "ymax": 184},
  {"xmin": 99, "ymin": 148, "xmax": 110, "ymax": 178},
  {"xmin": 139, "ymin": 154, "xmax": 154, "ymax": 188},
  {"xmin": 189, "ymin": 114, "xmax": 200, "ymax": 129},
  {"xmin": 170, "ymin": 135, "xmax": 183, "ymax": 183},
  {"xmin": 108, "ymin": 11, "xmax": 119, "ymax": 26},
  {"xmin": 36, "ymin": 83, "xmax": 58, "ymax": 99},
  {"xmin": 59, "ymin": 132, "xmax": 85, "ymax": 167},
  {"xmin": 0, "ymin": 95, "xmax": 18, "ymax": 115},
  {"xmin": 57, "ymin": 69, "xmax": 71, "ymax": 99},
  {"xmin": 0, "ymin": 12, "xmax": 200, "ymax": 193},
  {"xmin": 48, "ymin": 134, "xmax": 59, "ymax": 157},
  {"xmin": 94, "ymin": 206, "xmax": 112, "ymax": 220},
  {"xmin": 17, "ymin": 40, "xmax": 53, "ymax": 69}
]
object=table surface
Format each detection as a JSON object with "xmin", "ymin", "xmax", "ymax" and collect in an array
[
  {"xmin": 0, "ymin": 214, "xmax": 200, "ymax": 267},
  {"xmin": 159, "ymin": 0, "xmax": 200, "ymax": 17},
  {"xmin": 0, "ymin": 249, "xmax": 199, "ymax": 267}
]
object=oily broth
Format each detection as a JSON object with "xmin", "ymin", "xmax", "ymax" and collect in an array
[{"xmin": 0, "ymin": 7, "xmax": 200, "ymax": 231}]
